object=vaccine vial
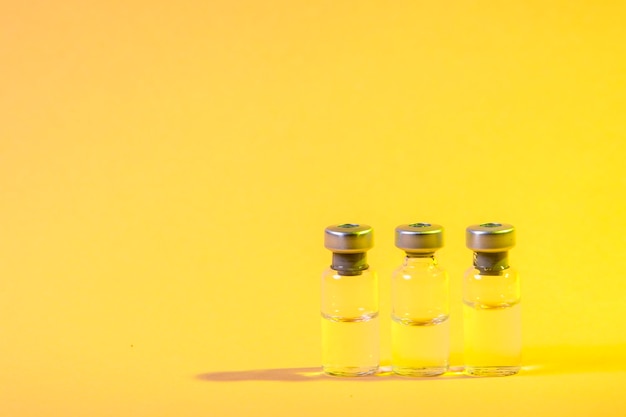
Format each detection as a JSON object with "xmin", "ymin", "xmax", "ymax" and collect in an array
[
  {"xmin": 463, "ymin": 222, "xmax": 521, "ymax": 377},
  {"xmin": 391, "ymin": 223, "xmax": 449, "ymax": 377},
  {"xmin": 321, "ymin": 223, "xmax": 379, "ymax": 376}
]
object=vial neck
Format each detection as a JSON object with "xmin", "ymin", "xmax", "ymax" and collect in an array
[
  {"xmin": 331, "ymin": 252, "xmax": 369, "ymax": 276},
  {"xmin": 403, "ymin": 253, "xmax": 437, "ymax": 266},
  {"xmin": 473, "ymin": 251, "xmax": 509, "ymax": 274}
]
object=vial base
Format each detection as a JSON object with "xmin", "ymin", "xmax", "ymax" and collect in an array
[
  {"xmin": 465, "ymin": 366, "xmax": 521, "ymax": 377},
  {"xmin": 393, "ymin": 366, "xmax": 448, "ymax": 377},
  {"xmin": 391, "ymin": 316, "xmax": 450, "ymax": 377},
  {"xmin": 321, "ymin": 313, "xmax": 379, "ymax": 377},
  {"xmin": 323, "ymin": 366, "xmax": 378, "ymax": 377}
]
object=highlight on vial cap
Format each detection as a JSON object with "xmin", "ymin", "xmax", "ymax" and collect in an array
[
  {"xmin": 466, "ymin": 222, "xmax": 515, "ymax": 252},
  {"xmin": 324, "ymin": 223, "xmax": 373, "ymax": 253},
  {"xmin": 395, "ymin": 222, "xmax": 443, "ymax": 253}
]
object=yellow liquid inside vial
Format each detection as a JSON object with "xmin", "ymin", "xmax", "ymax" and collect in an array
[
  {"xmin": 392, "ymin": 316, "xmax": 450, "ymax": 377},
  {"xmin": 321, "ymin": 314, "xmax": 379, "ymax": 377},
  {"xmin": 463, "ymin": 302, "xmax": 521, "ymax": 376}
]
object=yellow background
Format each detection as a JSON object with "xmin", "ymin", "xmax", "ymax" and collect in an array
[{"xmin": 1, "ymin": 1, "xmax": 625, "ymax": 416}]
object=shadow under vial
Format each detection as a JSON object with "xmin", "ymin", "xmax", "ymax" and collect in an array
[
  {"xmin": 196, "ymin": 367, "xmax": 324, "ymax": 382},
  {"xmin": 196, "ymin": 345, "xmax": 626, "ymax": 382},
  {"xmin": 195, "ymin": 366, "xmax": 470, "ymax": 382}
]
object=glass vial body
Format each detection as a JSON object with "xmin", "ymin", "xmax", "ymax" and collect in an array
[
  {"xmin": 463, "ymin": 223, "xmax": 521, "ymax": 377},
  {"xmin": 392, "ymin": 255, "xmax": 449, "ymax": 376},
  {"xmin": 391, "ymin": 223, "xmax": 449, "ymax": 377},
  {"xmin": 321, "ymin": 224, "xmax": 379, "ymax": 376}
]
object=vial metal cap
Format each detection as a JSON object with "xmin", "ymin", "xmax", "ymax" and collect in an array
[
  {"xmin": 466, "ymin": 222, "xmax": 515, "ymax": 252},
  {"xmin": 395, "ymin": 223, "xmax": 443, "ymax": 253},
  {"xmin": 324, "ymin": 223, "xmax": 373, "ymax": 253}
]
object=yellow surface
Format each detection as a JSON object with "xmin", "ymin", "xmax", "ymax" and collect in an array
[{"xmin": 1, "ymin": 1, "xmax": 625, "ymax": 416}]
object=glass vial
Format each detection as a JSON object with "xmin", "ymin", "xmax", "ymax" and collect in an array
[
  {"xmin": 321, "ymin": 223, "xmax": 379, "ymax": 376},
  {"xmin": 463, "ymin": 222, "xmax": 521, "ymax": 377},
  {"xmin": 391, "ymin": 223, "xmax": 449, "ymax": 376}
]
